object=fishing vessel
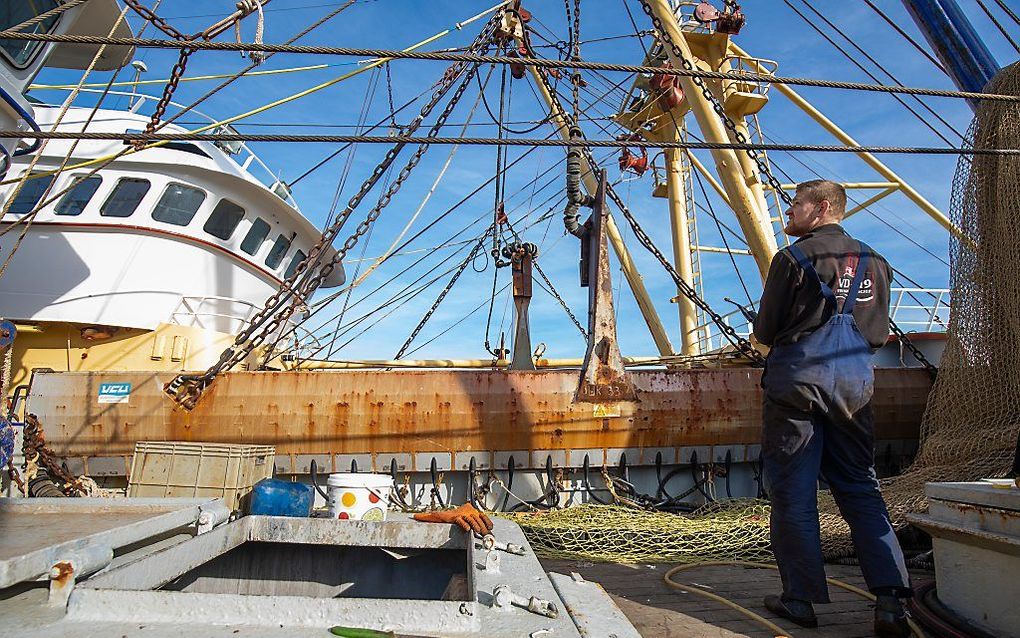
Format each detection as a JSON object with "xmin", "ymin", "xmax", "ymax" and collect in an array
[{"xmin": 2, "ymin": 1, "xmax": 1019, "ymax": 637}]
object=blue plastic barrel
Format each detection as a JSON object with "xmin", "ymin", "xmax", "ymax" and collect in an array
[{"xmin": 250, "ymin": 478, "xmax": 314, "ymax": 517}]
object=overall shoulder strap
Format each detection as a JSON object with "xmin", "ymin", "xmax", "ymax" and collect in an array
[
  {"xmin": 787, "ymin": 243, "xmax": 837, "ymax": 310},
  {"xmin": 841, "ymin": 241, "xmax": 872, "ymax": 314}
]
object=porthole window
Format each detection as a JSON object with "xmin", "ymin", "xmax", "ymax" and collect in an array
[
  {"xmin": 152, "ymin": 183, "xmax": 206, "ymax": 226},
  {"xmin": 203, "ymin": 199, "xmax": 245, "ymax": 240},
  {"xmin": 101, "ymin": 178, "xmax": 151, "ymax": 218},
  {"xmin": 265, "ymin": 234, "xmax": 292, "ymax": 269},
  {"xmin": 241, "ymin": 218, "xmax": 270, "ymax": 255},
  {"xmin": 284, "ymin": 250, "xmax": 307, "ymax": 279},
  {"xmin": 55, "ymin": 175, "xmax": 102, "ymax": 216},
  {"xmin": 7, "ymin": 173, "xmax": 54, "ymax": 215}
]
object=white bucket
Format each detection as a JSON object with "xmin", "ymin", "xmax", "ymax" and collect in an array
[{"xmin": 326, "ymin": 473, "xmax": 393, "ymax": 521}]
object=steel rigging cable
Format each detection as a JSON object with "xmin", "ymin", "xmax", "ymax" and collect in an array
[{"xmin": 786, "ymin": 0, "xmax": 965, "ymax": 145}]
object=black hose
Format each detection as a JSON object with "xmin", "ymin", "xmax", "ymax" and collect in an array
[
  {"xmin": 27, "ymin": 471, "xmax": 65, "ymax": 497},
  {"xmin": 501, "ymin": 455, "xmax": 515, "ymax": 511},
  {"xmin": 389, "ymin": 458, "xmax": 412, "ymax": 510},
  {"xmin": 468, "ymin": 456, "xmax": 481, "ymax": 511},
  {"xmin": 690, "ymin": 450, "xmax": 715, "ymax": 502},
  {"xmin": 541, "ymin": 455, "xmax": 560, "ymax": 508},
  {"xmin": 563, "ymin": 127, "xmax": 588, "ymax": 237},
  {"xmin": 429, "ymin": 457, "xmax": 446, "ymax": 508},
  {"xmin": 908, "ymin": 581, "xmax": 998, "ymax": 638},
  {"xmin": 754, "ymin": 448, "xmax": 767, "ymax": 499},
  {"xmin": 654, "ymin": 451, "xmax": 665, "ymax": 500},
  {"xmin": 724, "ymin": 449, "xmax": 733, "ymax": 499},
  {"xmin": 308, "ymin": 459, "xmax": 330, "ymax": 502},
  {"xmin": 582, "ymin": 454, "xmax": 609, "ymax": 504}
]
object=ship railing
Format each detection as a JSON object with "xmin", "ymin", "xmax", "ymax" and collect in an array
[
  {"xmin": 889, "ymin": 287, "xmax": 951, "ymax": 332},
  {"xmin": 28, "ymin": 87, "xmax": 299, "ymax": 210},
  {"xmin": 169, "ymin": 295, "xmax": 324, "ymax": 354},
  {"xmin": 720, "ymin": 54, "xmax": 778, "ymax": 99},
  {"xmin": 693, "ymin": 287, "xmax": 952, "ymax": 354},
  {"xmin": 674, "ymin": 2, "xmax": 715, "ymax": 34}
]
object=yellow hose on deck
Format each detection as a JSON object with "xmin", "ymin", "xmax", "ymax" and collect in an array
[{"xmin": 662, "ymin": 561, "xmax": 924, "ymax": 638}]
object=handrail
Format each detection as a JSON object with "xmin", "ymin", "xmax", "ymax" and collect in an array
[
  {"xmin": 169, "ymin": 294, "xmax": 323, "ymax": 353},
  {"xmin": 27, "ymin": 87, "xmax": 298, "ymax": 209},
  {"xmin": 0, "ymin": 83, "xmax": 41, "ymax": 157},
  {"xmin": 694, "ymin": 287, "xmax": 952, "ymax": 352}
]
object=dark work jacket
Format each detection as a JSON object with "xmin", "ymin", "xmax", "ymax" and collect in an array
[{"xmin": 753, "ymin": 224, "xmax": 892, "ymax": 350}]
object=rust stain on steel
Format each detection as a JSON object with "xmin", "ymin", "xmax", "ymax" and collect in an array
[
  {"xmin": 28, "ymin": 368, "xmax": 931, "ymax": 458},
  {"xmin": 576, "ymin": 170, "xmax": 637, "ymax": 404}
]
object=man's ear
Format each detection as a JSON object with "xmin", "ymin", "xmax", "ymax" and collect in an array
[{"xmin": 816, "ymin": 199, "xmax": 831, "ymax": 219}]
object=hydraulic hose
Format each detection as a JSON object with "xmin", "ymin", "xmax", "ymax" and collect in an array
[
  {"xmin": 908, "ymin": 581, "xmax": 998, "ymax": 638},
  {"xmin": 562, "ymin": 127, "xmax": 588, "ymax": 237},
  {"xmin": 308, "ymin": 459, "xmax": 330, "ymax": 502},
  {"xmin": 0, "ymin": 84, "xmax": 41, "ymax": 157}
]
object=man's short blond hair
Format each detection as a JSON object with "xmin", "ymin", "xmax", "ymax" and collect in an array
[{"xmin": 796, "ymin": 179, "xmax": 847, "ymax": 218}]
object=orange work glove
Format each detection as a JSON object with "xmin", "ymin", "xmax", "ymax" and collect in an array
[{"xmin": 413, "ymin": 503, "xmax": 494, "ymax": 534}]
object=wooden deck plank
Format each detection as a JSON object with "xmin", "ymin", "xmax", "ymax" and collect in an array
[{"xmin": 542, "ymin": 558, "xmax": 932, "ymax": 638}]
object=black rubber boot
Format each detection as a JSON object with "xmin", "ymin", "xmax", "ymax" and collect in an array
[
  {"xmin": 764, "ymin": 594, "xmax": 818, "ymax": 628},
  {"xmin": 874, "ymin": 595, "xmax": 910, "ymax": 638}
]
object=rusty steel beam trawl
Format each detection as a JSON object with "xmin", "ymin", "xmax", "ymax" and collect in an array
[
  {"xmin": 510, "ymin": 243, "xmax": 537, "ymax": 370},
  {"xmin": 576, "ymin": 171, "xmax": 637, "ymax": 403}
]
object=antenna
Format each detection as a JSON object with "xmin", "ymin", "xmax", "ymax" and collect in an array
[{"xmin": 128, "ymin": 60, "xmax": 148, "ymax": 112}]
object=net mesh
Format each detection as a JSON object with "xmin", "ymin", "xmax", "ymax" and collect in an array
[
  {"xmin": 506, "ymin": 65, "xmax": 1020, "ymax": 565},
  {"xmin": 503, "ymin": 500, "xmax": 773, "ymax": 563},
  {"xmin": 819, "ymin": 63, "xmax": 1020, "ymax": 556}
]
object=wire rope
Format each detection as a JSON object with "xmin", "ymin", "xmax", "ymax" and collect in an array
[
  {"xmin": 7, "ymin": 32, "xmax": 1020, "ymax": 103},
  {"xmin": 786, "ymin": 0, "xmax": 964, "ymax": 146},
  {"xmin": 974, "ymin": 0, "xmax": 1020, "ymax": 54},
  {"xmin": 693, "ymin": 168, "xmax": 754, "ymax": 306},
  {"xmin": 861, "ymin": 0, "xmax": 949, "ymax": 75}
]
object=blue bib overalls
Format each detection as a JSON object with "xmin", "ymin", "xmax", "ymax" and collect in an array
[{"xmin": 761, "ymin": 242, "xmax": 911, "ymax": 603}]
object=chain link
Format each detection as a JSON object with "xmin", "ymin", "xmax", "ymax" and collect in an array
[
  {"xmin": 568, "ymin": 0, "xmax": 582, "ymax": 120},
  {"xmin": 636, "ymin": 0, "xmax": 938, "ymax": 372},
  {"xmin": 166, "ymin": 15, "xmax": 503, "ymax": 408},
  {"xmin": 637, "ymin": 0, "xmax": 790, "ymax": 206},
  {"xmin": 602, "ymin": 173, "xmax": 766, "ymax": 364},
  {"xmin": 395, "ymin": 231, "xmax": 492, "ymax": 359},
  {"xmin": 123, "ymin": 0, "xmax": 186, "ymax": 39},
  {"xmin": 122, "ymin": 0, "xmax": 197, "ymax": 138},
  {"xmin": 890, "ymin": 318, "xmax": 938, "ymax": 380},
  {"xmin": 533, "ymin": 258, "xmax": 587, "ymax": 339}
]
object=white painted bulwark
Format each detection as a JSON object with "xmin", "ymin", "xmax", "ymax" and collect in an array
[{"xmin": 908, "ymin": 481, "xmax": 1020, "ymax": 638}]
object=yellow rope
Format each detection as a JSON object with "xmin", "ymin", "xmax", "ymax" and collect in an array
[
  {"xmin": 663, "ymin": 561, "xmax": 925, "ymax": 638},
  {"xmin": 1, "ymin": 1, "xmax": 509, "ymax": 186},
  {"xmin": 28, "ymin": 63, "xmax": 334, "ymax": 90}
]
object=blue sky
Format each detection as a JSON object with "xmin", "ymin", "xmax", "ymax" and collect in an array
[{"xmin": 32, "ymin": 1, "xmax": 1020, "ymax": 360}]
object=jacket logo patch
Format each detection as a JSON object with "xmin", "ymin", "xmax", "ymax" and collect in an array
[{"xmin": 835, "ymin": 256, "xmax": 874, "ymax": 305}]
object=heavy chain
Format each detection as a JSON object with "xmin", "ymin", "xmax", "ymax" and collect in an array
[
  {"xmin": 394, "ymin": 231, "xmax": 492, "ymax": 360},
  {"xmin": 166, "ymin": 16, "xmax": 503, "ymax": 408},
  {"xmin": 890, "ymin": 317, "xmax": 938, "ymax": 380},
  {"xmin": 123, "ymin": 0, "xmax": 195, "ymax": 138},
  {"xmin": 140, "ymin": 46, "xmax": 193, "ymax": 143},
  {"xmin": 602, "ymin": 174, "xmax": 765, "ymax": 364},
  {"xmin": 533, "ymin": 259, "xmax": 587, "ymax": 339},
  {"xmin": 123, "ymin": 0, "xmax": 186, "ymax": 39},
  {"xmin": 637, "ymin": 1, "xmax": 937, "ymax": 372},
  {"xmin": 637, "ymin": 0, "xmax": 790, "ymax": 207},
  {"xmin": 521, "ymin": 29, "xmax": 763, "ymax": 364},
  {"xmin": 567, "ymin": 0, "xmax": 582, "ymax": 120}
]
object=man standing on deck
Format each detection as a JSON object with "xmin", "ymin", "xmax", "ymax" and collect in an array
[{"xmin": 753, "ymin": 180, "xmax": 912, "ymax": 638}]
